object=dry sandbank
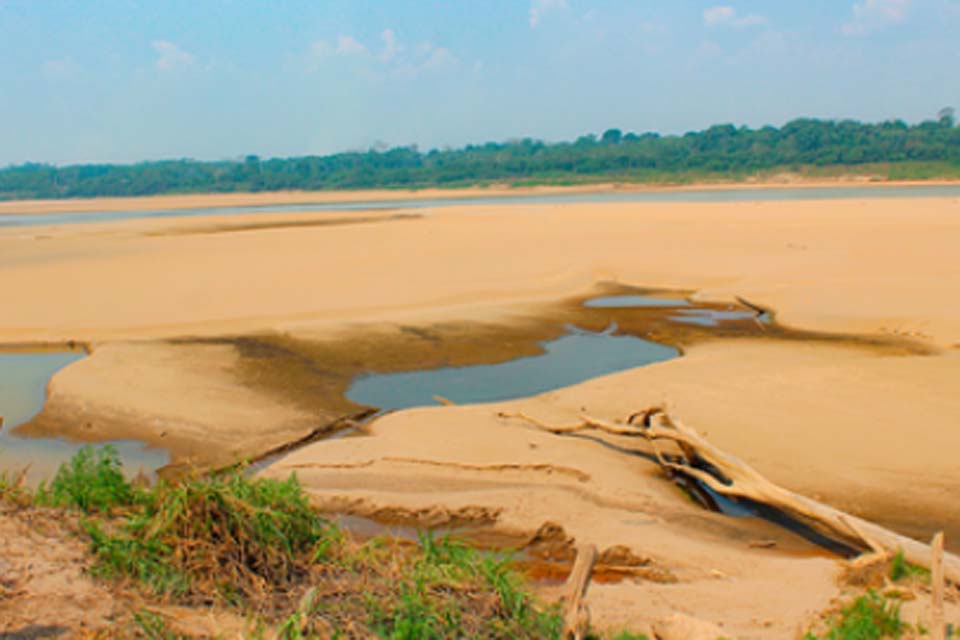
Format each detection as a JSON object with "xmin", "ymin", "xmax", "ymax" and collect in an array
[{"xmin": 1, "ymin": 197, "xmax": 959, "ymax": 345}]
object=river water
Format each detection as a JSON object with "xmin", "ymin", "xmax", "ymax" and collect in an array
[{"xmin": 2, "ymin": 183, "xmax": 958, "ymax": 229}]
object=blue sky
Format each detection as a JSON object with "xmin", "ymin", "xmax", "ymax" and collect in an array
[{"xmin": 0, "ymin": 0, "xmax": 957, "ymax": 165}]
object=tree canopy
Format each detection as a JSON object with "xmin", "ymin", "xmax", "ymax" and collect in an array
[{"xmin": 1, "ymin": 115, "xmax": 957, "ymax": 200}]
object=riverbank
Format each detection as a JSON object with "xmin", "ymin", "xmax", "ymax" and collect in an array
[
  {"xmin": 5, "ymin": 450, "xmax": 954, "ymax": 639},
  {"xmin": 2, "ymin": 191, "xmax": 959, "ymax": 633}
]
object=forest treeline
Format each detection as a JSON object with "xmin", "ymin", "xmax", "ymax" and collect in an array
[{"xmin": 2, "ymin": 113, "xmax": 958, "ymax": 199}]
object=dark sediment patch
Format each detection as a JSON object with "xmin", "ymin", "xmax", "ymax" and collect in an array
[
  {"xmin": 15, "ymin": 282, "xmax": 933, "ymax": 481},
  {"xmin": 144, "ymin": 212, "xmax": 419, "ymax": 236},
  {"xmin": 164, "ymin": 282, "xmax": 933, "ymax": 456}
]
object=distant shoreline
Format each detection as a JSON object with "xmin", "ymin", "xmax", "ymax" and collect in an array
[{"xmin": 1, "ymin": 175, "xmax": 959, "ymax": 215}]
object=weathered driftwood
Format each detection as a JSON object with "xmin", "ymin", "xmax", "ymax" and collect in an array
[
  {"xmin": 562, "ymin": 543, "xmax": 597, "ymax": 640},
  {"xmin": 498, "ymin": 408, "xmax": 960, "ymax": 584},
  {"xmin": 932, "ymin": 532, "xmax": 946, "ymax": 640}
]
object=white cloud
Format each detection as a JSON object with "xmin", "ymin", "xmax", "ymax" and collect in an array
[
  {"xmin": 529, "ymin": 0, "xmax": 567, "ymax": 28},
  {"xmin": 152, "ymin": 40, "xmax": 195, "ymax": 71},
  {"xmin": 301, "ymin": 31, "xmax": 457, "ymax": 78},
  {"xmin": 303, "ymin": 35, "xmax": 367, "ymax": 71},
  {"xmin": 843, "ymin": 0, "xmax": 913, "ymax": 34},
  {"xmin": 703, "ymin": 5, "xmax": 768, "ymax": 29},
  {"xmin": 391, "ymin": 41, "xmax": 459, "ymax": 78},
  {"xmin": 380, "ymin": 28, "xmax": 402, "ymax": 62},
  {"xmin": 336, "ymin": 35, "xmax": 367, "ymax": 56},
  {"xmin": 418, "ymin": 42, "xmax": 457, "ymax": 71}
]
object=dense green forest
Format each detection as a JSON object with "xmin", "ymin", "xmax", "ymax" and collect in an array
[{"xmin": 2, "ymin": 113, "xmax": 958, "ymax": 200}]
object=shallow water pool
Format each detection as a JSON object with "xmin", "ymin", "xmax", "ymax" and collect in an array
[
  {"xmin": 0, "ymin": 351, "xmax": 168, "ymax": 484},
  {"xmin": 583, "ymin": 295, "xmax": 692, "ymax": 308},
  {"xmin": 346, "ymin": 327, "xmax": 678, "ymax": 411}
]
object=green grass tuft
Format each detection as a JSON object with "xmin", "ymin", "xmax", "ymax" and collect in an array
[
  {"xmin": 357, "ymin": 533, "xmax": 562, "ymax": 639},
  {"xmin": 889, "ymin": 549, "xmax": 930, "ymax": 583},
  {"xmin": 35, "ymin": 444, "xmax": 139, "ymax": 512},
  {"xmin": 84, "ymin": 468, "xmax": 337, "ymax": 605},
  {"xmin": 806, "ymin": 591, "xmax": 908, "ymax": 640}
]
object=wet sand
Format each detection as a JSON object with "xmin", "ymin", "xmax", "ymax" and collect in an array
[
  {"xmin": 1, "ymin": 177, "xmax": 957, "ymax": 216},
  {"xmin": 3, "ymin": 190, "xmax": 960, "ymax": 634}
]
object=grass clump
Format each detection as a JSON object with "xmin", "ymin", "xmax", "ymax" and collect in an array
[
  {"xmin": 806, "ymin": 591, "xmax": 908, "ymax": 640},
  {"xmin": 85, "ymin": 469, "xmax": 336, "ymax": 608},
  {"xmin": 36, "ymin": 444, "xmax": 139, "ymax": 512},
  {"xmin": 294, "ymin": 532, "xmax": 563, "ymax": 639},
  {"xmin": 889, "ymin": 549, "xmax": 930, "ymax": 583},
  {"xmin": 0, "ymin": 468, "xmax": 32, "ymax": 507}
]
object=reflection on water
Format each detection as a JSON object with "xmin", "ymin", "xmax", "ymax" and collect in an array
[
  {"xmin": 2, "ymin": 183, "xmax": 959, "ymax": 229},
  {"xmin": 583, "ymin": 295, "xmax": 691, "ymax": 308},
  {"xmin": 669, "ymin": 308, "xmax": 765, "ymax": 327},
  {"xmin": 347, "ymin": 327, "xmax": 677, "ymax": 411},
  {"xmin": 0, "ymin": 351, "xmax": 168, "ymax": 485}
]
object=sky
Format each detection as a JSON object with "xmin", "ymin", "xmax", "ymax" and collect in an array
[{"xmin": 0, "ymin": 0, "xmax": 957, "ymax": 166}]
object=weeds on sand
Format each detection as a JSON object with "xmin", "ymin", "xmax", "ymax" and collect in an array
[
  {"xmin": 22, "ymin": 446, "xmax": 565, "ymax": 638},
  {"xmin": 35, "ymin": 445, "xmax": 141, "ymax": 512},
  {"xmin": 805, "ymin": 591, "xmax": 908, "ymax": 640},
  {"xmin": 285, "ymin": 532, "xmax": 563, "ymax": 639},
  {"xmin": 889, "ymin": 549, "xmax": 930, "ymax": 583},
  {"xmin": 85, "ymin": 469, "xmax": 335, "ymax": 609},
  {"xmin": 0, "ymin": 467, "xmax": 31, "ymax": 507}
]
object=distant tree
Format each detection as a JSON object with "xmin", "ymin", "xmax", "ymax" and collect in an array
[
  {"xmin": 938, "ymin": 107, "xmax": 956, "ymax": 128},
  {"xmin": 601, "ymin": 128, "xmax": 623, "ymax": 145}
]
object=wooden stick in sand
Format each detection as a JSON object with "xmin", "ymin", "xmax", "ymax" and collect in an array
[
  {"xmin": 932, "ymin": 532, "xmax": 945, "ymax": 640},
  {"xmin": 562, "ymin": 543, "xmax": 597, "ymax": 640}
]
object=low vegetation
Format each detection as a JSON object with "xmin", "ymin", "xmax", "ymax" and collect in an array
[
  {"xmin": 805, "ymin": 591, "xmax": 908, "ymax": 640},
  {"xmin": 8, "ymin": 446, "xmax": 564, "ymax": 638},
  {"xmin": 3, "ymin": 446, "xmax": 953, "ymax": 638},
  {"xmin": 889, "ymin": 549, "xmax": 930, "ymax": 584}
]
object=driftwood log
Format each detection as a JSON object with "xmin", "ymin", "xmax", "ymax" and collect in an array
[
  {"xmin": 562, "ymin": 544, "xmax": 597, "ymax": 640},
  {"xmin": 498, "ymin": 407, "xmax": 960, "ymax": 585}
]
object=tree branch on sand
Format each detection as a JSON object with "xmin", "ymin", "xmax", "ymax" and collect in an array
[{"xmin": 497, "ymin": 407, "xmax": 960, "ymax": 585}]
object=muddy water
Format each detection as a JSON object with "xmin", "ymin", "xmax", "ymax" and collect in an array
[{"xmin": 0, "ymin": 350, "xmax": 168, "ymax": 484}]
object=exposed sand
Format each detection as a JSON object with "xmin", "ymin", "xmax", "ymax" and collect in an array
[
  {"xmin": 16, "ymin": 342, "xmax": 325, "ymax": 469},
  {"xmin": 0, "ymin": 505, "xmax": 250, "ymax": 636},
  {"xmin": 3, "ymin": 192, "xmax": 960, "ymax": 632},
  {"xmin": 1, "ymin": 197, "xmax": 959, "ymax": 344}
]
